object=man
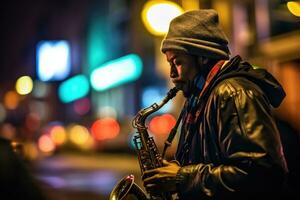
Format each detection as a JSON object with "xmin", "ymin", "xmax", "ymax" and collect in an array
[{"xmin": 143, "ymin": 9, "xmax": 288, "ymax": 199}]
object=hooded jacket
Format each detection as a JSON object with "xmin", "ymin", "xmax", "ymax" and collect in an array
[{"xmin": 175, "ymin": 55, "xmax": 288, "ymax": 200}]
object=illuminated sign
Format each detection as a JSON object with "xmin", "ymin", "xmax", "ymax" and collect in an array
[
  {"xmin": 90, "ymin": 54, "xmax": 143, "ymax": 91},
  {"xmin": 37, "ymin": 40, "xmax": 71, "ymax": 81},
  {"xmin": 58, "ymin": 75, "xmax": 90, "ymax": 103}
]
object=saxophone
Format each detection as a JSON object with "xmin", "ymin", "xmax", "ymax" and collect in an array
[{"xmin": 110, "ymin": 87, "xmax": 179, "ymax": 200}]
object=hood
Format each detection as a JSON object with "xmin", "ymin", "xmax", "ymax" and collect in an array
[{"xmin": 214, "ymin": 56, "xmax": 286, "ymax": 108}]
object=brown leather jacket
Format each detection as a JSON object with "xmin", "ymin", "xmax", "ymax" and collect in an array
[{"xmin": 175, "ymin": 56, "xmax": 288, "ymax": 200}]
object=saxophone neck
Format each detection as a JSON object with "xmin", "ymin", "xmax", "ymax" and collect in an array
[{"xmin": 132, "ymin": 87, "xmax": 179, "ymax": 128}]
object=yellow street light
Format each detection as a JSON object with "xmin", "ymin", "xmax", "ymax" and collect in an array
[
  {"xmin": 15, "ymin": 76, "xmax": 33, "ymax": 95},
  {"xmin": 287, "ymin": 1, "xmax": 300, "ymax": 17},
  {"xmin": 141, "ymin": 0, "xmax": 183, "ymax": 36}
]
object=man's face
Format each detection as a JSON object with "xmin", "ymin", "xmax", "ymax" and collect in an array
[{"xmin": 165, "ymin": 50, "xmax": 200, "ymax": 95}]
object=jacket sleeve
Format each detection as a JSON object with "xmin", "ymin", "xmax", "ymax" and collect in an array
[{"xmin": 176, "ymin": 79, "xmax": 287, "ymax": 198}]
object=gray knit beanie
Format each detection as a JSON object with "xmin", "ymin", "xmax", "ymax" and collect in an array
[{"xmin": 161, "ymin": 9, "xmax": 230, "ymax": 59}]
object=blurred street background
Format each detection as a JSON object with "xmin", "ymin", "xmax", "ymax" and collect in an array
[{"xmin": 0, "ymin": 0, "xmax": 299, "ymax": 199}]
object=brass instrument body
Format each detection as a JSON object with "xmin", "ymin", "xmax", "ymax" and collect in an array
[{"xmin": 110, "ymin": 88, "xmax": 178, "ymax": 200}]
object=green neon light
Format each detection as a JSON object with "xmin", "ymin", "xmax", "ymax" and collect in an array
[
  {"xmin": 87, "ymin": 19, "xmax": 107, "ymax": 72},
  {"xmin": 90, "ymin": 54, "xmax": 143, "ymax": 91},
  {"xmin": 58, "ymin": 75, "xmax": 90, "ymax": 103}
]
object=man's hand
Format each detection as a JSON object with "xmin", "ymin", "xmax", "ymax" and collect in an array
[{"xmin": 142, "ymin": 160, "xmax": 181, "ymax": 194}]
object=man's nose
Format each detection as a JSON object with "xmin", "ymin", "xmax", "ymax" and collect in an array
[{"xmin": 170, "ymin": 66, "xmax": 178, "ymax": 78}]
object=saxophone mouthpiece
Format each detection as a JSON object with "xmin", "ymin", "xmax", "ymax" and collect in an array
[{"xmin": 167, "ymin": 87, "xmax": 179, "ymax": 99}]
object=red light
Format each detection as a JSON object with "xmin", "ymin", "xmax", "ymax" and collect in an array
[
  {"xmin": 149, "ymin": 114, "xmax": 176, "ymax": 135},
  {"xmin": 91, "ymin": 118, "xmax": 120, "ymax": 140}
]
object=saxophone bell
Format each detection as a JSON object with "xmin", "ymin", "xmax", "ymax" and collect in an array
[{"xmin": 109, "ymin": 174, "xmax": 147, "ymax": 200}]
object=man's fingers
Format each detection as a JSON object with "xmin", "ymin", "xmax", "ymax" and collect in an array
[
  {"xmin": 143, "ymin": 174, "xmax": 163, "ymax": 185},
  {"xmin": 142, "ymin": 169, "xmax": 158, "ymax": 180},
  {"xmin": 162, "ymin": 159, "xmax": 169, "ymax": 166}
]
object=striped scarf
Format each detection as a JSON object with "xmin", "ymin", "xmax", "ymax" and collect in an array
[{"xmin": 176, "ymin": 60, "xmax": 225, "ymax": 164}]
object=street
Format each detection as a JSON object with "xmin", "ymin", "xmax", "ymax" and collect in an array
[{"xmin": 33, "ymin": 153, "xmax": 143, "ymax": 200}]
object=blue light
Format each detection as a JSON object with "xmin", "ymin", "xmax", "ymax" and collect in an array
[
  {"xmin": 37, "ymin": 40, "xmax": 71, "ymax": 81},
  {"xmin": 142, "ymin": 87, "xmax": 172, "ymax": 113},
  {"xmin": 58, "ymin": 75, "xmax": 90, "ymax": 103}
]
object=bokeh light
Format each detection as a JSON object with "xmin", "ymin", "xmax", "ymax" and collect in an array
[
  {"xmin": 69, "ymin": 124, "xmax": 91, "ymax": 146},
  {"xmin": 287, "ymin": 1, "xmax": 300, "ymax": 17},
  {"xmin": 58, "ymin": 74, "xmax": 90, "ymax": 103},
  {"xmin": 4, "ymin": 90, "xmax": 20, "ymax": 110},
  {"xmin": 149, "ymin": 114, "xmax": 176, "ymax": 135},
  {"xmin": 90, "ymin": 54, "xmax": 143, "ymax": 91},
  {"xmin": 128, "ymin": 133, "xmax": 137, "ymax": 150},
  {"xmin": 91, "ymin": 118, "xmax": 120, "ymax": 141},
  {"xmin": 142, "ymin": 87, "xmax": 172, "ymax": 113},
  {"xmin": 141, "ymin": 0, "xmax": 183, "ymax": 36},
  {"xmin": 38, "ymin": 134, "xmax": 56, "ymax": 154},
  {"xmin": 37, "ymin": 40, "xmax": 71, "ymax": 81},
  {"xmin": 15, "ymin": 75, "xmax": 33, "ymax": 95},
  {"xmin": 50, "ymin": 125, "xmax": 67, "ymax": 146}
]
